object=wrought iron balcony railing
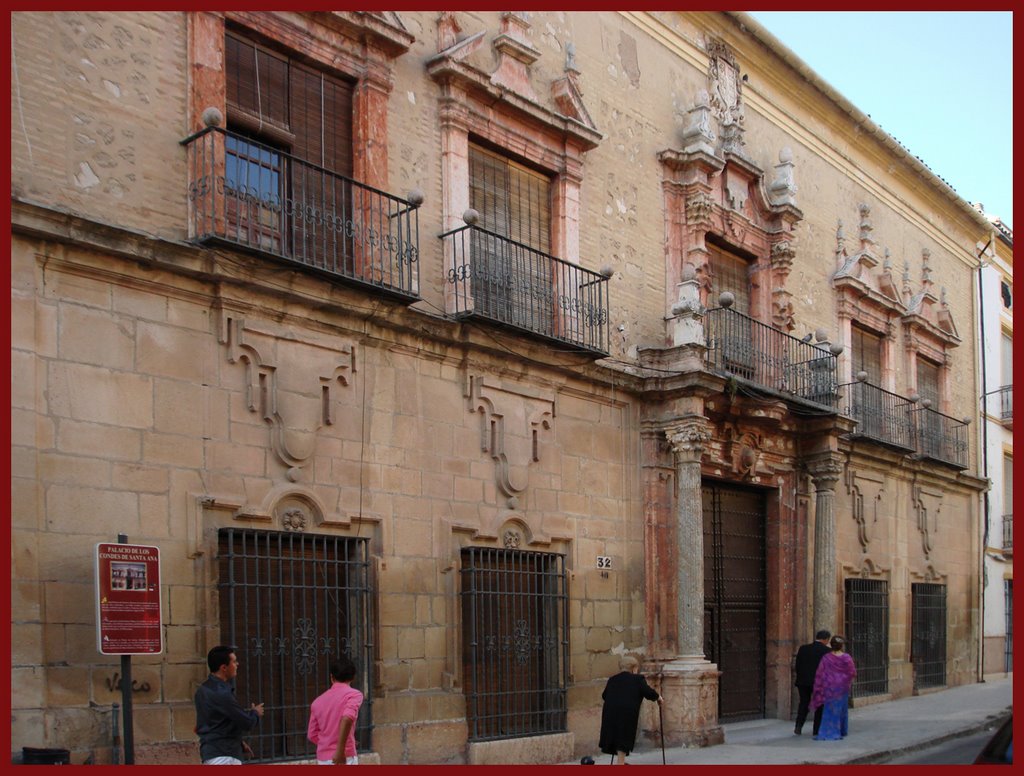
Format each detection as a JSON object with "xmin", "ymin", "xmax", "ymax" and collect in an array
[
  {"xmin": 182, "ymin": 126, "xmax": 421, "ymax": 301},
  {"xmin": 912, "ymin": 404, "xmax": 969, "ymax": 469},
  {"xmin": 1002, "ymin": 514, "xmax": 1013, "ymax": 552},
  {"xmin": 840, "ymin": 380, "xmax": 916, "ymax": 451},
  {"xmin": 997, "ymin": 384, "xmax": 1013, "ymax": 424},
  {"xmin": 440, "ymin": 224, "xmax": 610, "ymax": 355},
  {"xmin": 704, "ymin": 306, "xmax": 839, "ymax": 408}
]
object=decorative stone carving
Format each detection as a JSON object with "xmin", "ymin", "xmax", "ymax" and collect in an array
[
  {"xmin": 467, "ymin": 375, "xmax": 556, "ymax": 501},
  {"xmin": 707, "ymin": 39, "xmax": 742, "ymax": 125},
  {"xmin": 771, "ymin": 289, "xmax": 795, "ymax": 332},
  {"xmin": 665, "ymin": 416, "xmax": 712, "ymax": 463},
  {"xmin": 551, "ymin": 43, "xmax": 595, "ymax": 127},
  {"xmin": 846, "ymin": 468, "xmax": 885, "ymax": 551},
  {"xmin": 913, "ymin": 485, "xmax": 944, "ymax": 559},
  {"xmin": 272, "ymin": 492, "xmax": 322, "ymax": 533},
  {"xmin": 767, "ymin": 148, "xmax": 797, "ymax": 207},
  {"xmin": 436, "ymin": 11, "xmax": 462, "ymax": 52},
  {"xmin": 220, "ymin": 314, "xmax": 355, "ymax": 470},
  {"xmin": 503, "ymin": 528, "xmax": 523, "ymax": 549},
  {"xmin": 490, "ymin": 12, "xmax": 541, "ymax": 101},
  {"xmin": 679, "ymin": 90, "xmax": 716, "ymax": 156},
  {"xmin": 685, "ymin": 191, "xmax": 714, "ymax": 226},
  {"xmin": 769, "ymin": 239, "xmax": 795, "ymax": 274},
  {"xmin": 281, "ymin": 507, "xmax": 307, "ymax": 533}
]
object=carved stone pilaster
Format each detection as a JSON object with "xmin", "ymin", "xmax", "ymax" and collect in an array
[{"xmin": 807, "ymin": 455, "xmax": 844, "ymax": 632}]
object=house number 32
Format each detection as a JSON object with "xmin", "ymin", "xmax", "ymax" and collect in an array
[{"xmin": 596, "ymin": 556, "xmax": 612, "ymax": 569}]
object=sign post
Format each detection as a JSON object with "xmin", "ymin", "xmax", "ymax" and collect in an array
[{"xmin": 96, "ymin": 537, "xmax": 163, "ymax": 765}]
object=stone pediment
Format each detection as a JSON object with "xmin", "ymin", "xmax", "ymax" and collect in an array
[
  {"xmin": 901, "ymin": 249, "xmax": 960, "ymax": 348},
  {"xmin": 426, "ymin": 12, "xmax": 602, "ymax": 151},
  {"xmin": 832, "ymin": 204, "xmax": 906, "ymax": 311}
]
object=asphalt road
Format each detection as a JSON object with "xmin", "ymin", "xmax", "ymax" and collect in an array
[{"xmin": 878, "ymin": 727, "xmax": 997, "ymax": 765}]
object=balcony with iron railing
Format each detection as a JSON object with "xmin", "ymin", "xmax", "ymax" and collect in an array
[
  {"xmin": 996, "ymin": 384, "xmax": 1013, "ymax": 428},
  {"xmin": 839, "ymin": 376, "xmax": 917, "ymax": 451},
  {"xmin": 439, "ymin": 220, "xmax": 611, "ymax": 356},
  {"xmin": 912, "ymin": 401, "xmax": 970, "ymax": 469},
  {"xmin": 704, "ymin": 299, "xmax": 840, "ymax": 409},
  {"xmin": 1003, "ymin": 514, "xmax": 1013, "ymax": 553},
  {"xmin": 182, "ymin": 125, "xmax": 421, "ymax": 301}
]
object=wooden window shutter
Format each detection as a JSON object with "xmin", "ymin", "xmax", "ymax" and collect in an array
[
  {"xmin": 225, "ymin": 32, "xmax": 289, "ymax": 128},
  {"xmin": 225, "ymin": 31, "xmax": 353, "ymax": 176},
  {"xmin": 708, "ymin": 244, "xmax": 751, "ymax": 315},
  {"xmin": 469, "ymin": 143, "xmax": 550, "ymax": 254},
  {"xmin": 851, "ymin": 325, "xmax": 883, "ymax": 384},
  {"xmin": 289, "ymin": 61, "xmax": 354, "ymax": 177},
  {"xmin": 917, "ymin": 358, "xmax": 941, "ymax": 405}
]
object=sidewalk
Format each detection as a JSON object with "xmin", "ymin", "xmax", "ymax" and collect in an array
[{"xmin": 580, "ymin": 676, "xmax": 1012, "ymax": 765}]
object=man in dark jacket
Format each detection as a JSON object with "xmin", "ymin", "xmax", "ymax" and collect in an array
[
  {"xmin": 598, "ymin": 655, "xmax": 662, "ymax": 765},
  {"xmin": 194, "ymin": 646, "xmax": 264, "ymax": 764},
  {"xmin": 793, "ymin": 629, "xmax": 831, "ymax": 735}
]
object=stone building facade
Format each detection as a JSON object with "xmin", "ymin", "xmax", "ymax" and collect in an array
[{"xmin": 10, "ymin": 10, "xmax": 991, "ymax": 764}]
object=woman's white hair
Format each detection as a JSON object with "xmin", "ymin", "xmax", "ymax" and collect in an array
[{"xmin": 619, "ymin": 655, "xmax": 639, "ymax": 671}]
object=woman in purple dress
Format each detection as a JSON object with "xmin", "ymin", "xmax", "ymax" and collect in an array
[{"xmin": 809, "ymin": 635, "xmax": 857, "ymax": 740}]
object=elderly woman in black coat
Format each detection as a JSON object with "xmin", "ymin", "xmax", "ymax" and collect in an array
[{"xmin": 599, "ymin": 655, "xmax": 662, "ymax": 765}]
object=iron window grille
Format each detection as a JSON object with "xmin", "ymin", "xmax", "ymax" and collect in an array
[
  {"xmin": 844, "ymin": 578, "xmax": 889, "ymax": 697},
  {"xmin": 217, "ymin": 528, "xmax": 373, "ymax": 763},
  {"xmin": 1003, "ymin": 514, "xmax": 1013, "ymax": 552},
  {"xmin": 911, "ymin": 582, "xmax": 947, "ymax": 690},
  {"xmin": 460, "ymin": 547, "xmax": 569, "ymax": 742}
]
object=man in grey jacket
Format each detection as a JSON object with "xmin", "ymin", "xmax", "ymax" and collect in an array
[{"xmin": 194, "ymin": 646, "xmax": 264, "ymax": 764}]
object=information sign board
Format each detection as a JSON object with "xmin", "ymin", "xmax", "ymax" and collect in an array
[{"xmin": 95, "ymin": 543, "xmax": 163, "ymax": 655}]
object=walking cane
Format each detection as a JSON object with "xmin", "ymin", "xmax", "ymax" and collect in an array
[{"xmin": 659, "ymin": 700, "xmax": 666, "ymax": 765}]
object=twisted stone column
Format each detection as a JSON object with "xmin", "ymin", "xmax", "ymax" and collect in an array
[{"xmin": 809, "ymin": 456, "xmax": 844, "ymax": 632}]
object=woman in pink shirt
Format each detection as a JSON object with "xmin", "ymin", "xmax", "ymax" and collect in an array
[{"xmin": 308, "ymin": 657, "xmax": 364, "ymax": 765}]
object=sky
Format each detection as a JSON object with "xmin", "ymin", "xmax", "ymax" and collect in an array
[{"xmin": 747, "ymin": 11, "xmax": 1013, "ymax": 230}]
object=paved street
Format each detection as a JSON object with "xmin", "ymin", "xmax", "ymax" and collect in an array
[{"xmin": 571, "ymin": 676, "xmax": 1012, "ymax": 765}]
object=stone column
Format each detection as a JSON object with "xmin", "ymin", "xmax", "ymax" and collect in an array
[
  {"xmin": 657, "ymin": 415, "xmax": 723, "ymax": 747},
  {"xmin": 809, "ymin": 455, "xmax": 844, "ymax": 632}
]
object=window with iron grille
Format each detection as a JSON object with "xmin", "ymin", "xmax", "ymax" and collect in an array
[
  {"xmin": 911, "ymin": 582, "xmax": 946, "ymax": 689},
  {"xmin": 1004, "ymin": 579, "xmax": 1013, "ymax": 673},
  {"xmin": 460, "ymin": 547, "xmax": 568, "ymax": 742},
  {"xmin": 217, "ymin": 528, "xmax": 373, "ymax": 763},
  {"xmin": 844, "ymin": 578, "xmax": 889, "ymax": 697}
]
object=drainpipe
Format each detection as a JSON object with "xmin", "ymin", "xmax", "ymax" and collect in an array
[{"xmin": 975, "ymin": 235, "xmax": 993, "ymax": 682}]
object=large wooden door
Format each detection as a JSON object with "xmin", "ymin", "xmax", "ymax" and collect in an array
[{"xmin": 702, "ymin": 483, "xmax": 766, "ymax": 721}]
